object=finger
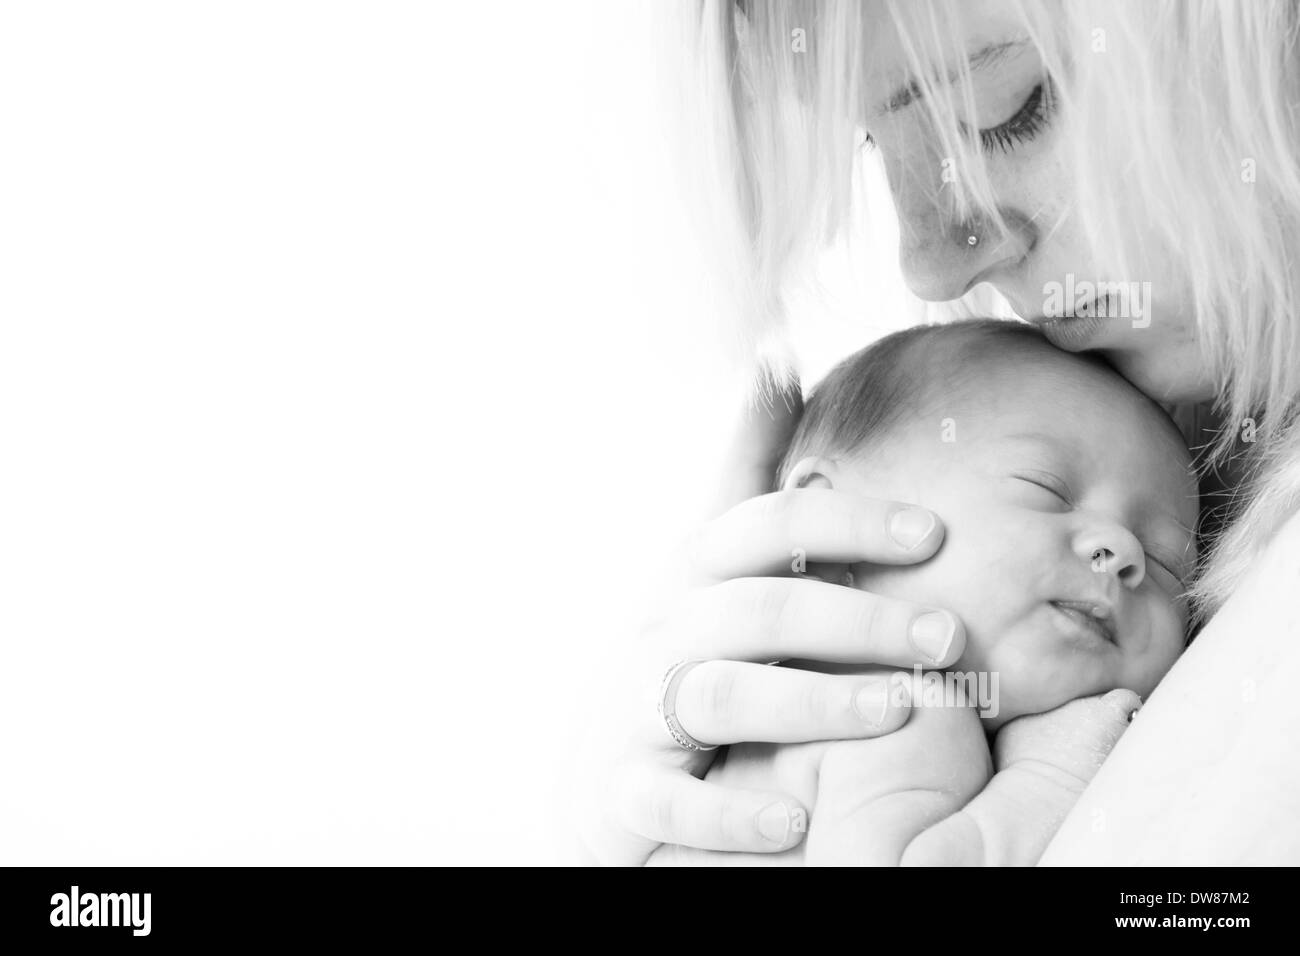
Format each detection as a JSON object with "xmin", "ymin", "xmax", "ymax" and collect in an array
[
  {"xmin": 1100, "ymin": 688, "xmax": 1143, "ymax": 722},
  {"xmin": 672, "ymin": 662, "xmax": 913, "ymax": 746},
  {"xmin": 1069, "ymin": 690, "xmax": 1143, "ymax": 765},
  {"xmin": 800, "ymin": 560, "xmax": 855, "ymax": 586},
  {"xmin": 616, "ymin": 763, "xmax": 807, "ymax": 853},
  {"xmin": 690, "ymin": 488, "xmax": 943, "ymax": 583},
  {"xmin": 708, "ymin": 370, "xmax": 803, "ymax": 516},
  {"xmin": 994, "ymin": 689, "xmax": 1142, "ymax": 777},
  {"xmin": 668, "ymin": 576, "xmax": 965, "ymax": 667},
  {"xmin": 646, "ymin": 843, "xmax": 795, "ymax": 866}
]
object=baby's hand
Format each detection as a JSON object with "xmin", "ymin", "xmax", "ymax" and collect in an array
[
  {"xmin": 900, "ymin": 690, "xmax": 1140, "ymax": 866},
  {"xmin": 995, "ymin": 689, "xmax": 1142, "ymax": 785}
]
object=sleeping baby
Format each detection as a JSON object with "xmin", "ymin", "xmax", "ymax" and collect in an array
[{"xmin": 649, "ymin": 319, "xmax": 1199, "ymax": 866}]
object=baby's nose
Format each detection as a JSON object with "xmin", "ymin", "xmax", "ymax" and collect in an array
[{"xmin": 1076, "ymin": 524, "xmax": 1147, "ymax": 591}]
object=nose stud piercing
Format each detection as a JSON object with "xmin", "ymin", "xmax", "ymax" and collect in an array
[{"xmin": 955, "ymin": 218, "xmax": 982, "ymax": 248}]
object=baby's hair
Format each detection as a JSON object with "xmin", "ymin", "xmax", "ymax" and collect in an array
[{"xmin": 777, "ymin": 319, "xmax": 1122, "ymax": 488}]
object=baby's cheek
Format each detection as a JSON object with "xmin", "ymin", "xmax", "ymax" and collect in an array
[
  {"xmin": 855, "ymin": 505, "xmax": 1028, "ymax": 609},
  {"xmin": 979, "ymin": 637, "xmax": 1111, "ymax": 722},
  {"xmin": 1123, "ymin": 597, "xmax": 1187, "ymax": 695}
]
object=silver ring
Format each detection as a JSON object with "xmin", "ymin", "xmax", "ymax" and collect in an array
[{"xmin": 657, "ymin": 660, "xmax": 718, "ymax": 752}]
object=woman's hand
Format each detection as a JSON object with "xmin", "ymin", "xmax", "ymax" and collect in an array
[{"xmin": 573, "ymin": 377, "xmax": 966, "ymax": 865}]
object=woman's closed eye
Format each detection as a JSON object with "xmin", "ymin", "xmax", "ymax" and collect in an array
[
  {"xmin": 963, "ymin": 78, "xmax": 1054, "ymax": 154},
  {"xmin": 862, "ymin": 76, "xmax": 1055, "ymax": 154}
]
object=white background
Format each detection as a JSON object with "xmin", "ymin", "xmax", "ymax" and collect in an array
[{"xmin": 0, "ymin": 1, "xmax": 914, "ymax": 864}]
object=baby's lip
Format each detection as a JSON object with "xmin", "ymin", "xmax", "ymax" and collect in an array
[{"xmin": 1050, "ymin": 599, "xmax": 1119, "ymax": 644}]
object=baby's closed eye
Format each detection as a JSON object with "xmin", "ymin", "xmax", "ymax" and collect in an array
[{"xmin": 1007, "ymin": 471, "xmax": 1073, "ymax": 511}]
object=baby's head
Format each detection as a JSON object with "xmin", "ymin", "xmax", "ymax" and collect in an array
[{"xmin": 781, "ymin": 320, "xmax": 1198, "ymax": 726}]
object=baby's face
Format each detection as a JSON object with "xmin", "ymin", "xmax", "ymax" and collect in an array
[{"xmin": 833, "ymin": 351, "xmax": 1198, "ymax": 726}]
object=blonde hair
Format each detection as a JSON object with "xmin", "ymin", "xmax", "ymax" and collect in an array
[{"xmin": 667, "ymin": 0, "xmax": 1300, "ymax": 616}]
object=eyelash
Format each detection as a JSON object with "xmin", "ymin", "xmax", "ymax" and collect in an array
[
  {"xmin": 1015, "ymin": 474, "xmax": 1189, "ymax": 588},
  {"xmin": 1014, "ymin": 472, "xmax": 1072, "ymax": 506},
  {"xmin": 861, "ymin": 78, "xmax": 1054, "ymax": 154},
  {"xmin": 972, "ymin": 80, "xmax": 1052, "ymax": 154},
  {"xmin": 1145, "ymin": 551, "xmax": 1189, "ymax": 589}
]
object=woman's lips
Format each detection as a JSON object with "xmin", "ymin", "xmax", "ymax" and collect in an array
[
  {"xmin": 1029, "ymin": 313, "xmax": 1111, "ymax": 351},
  {"xmin": 1050, "ymin": 600, "xmax": 1119, "ymax": 645},
  {"xmin": 1021, "ymin": 294, "xmax": 1119, "ymax": 351}
]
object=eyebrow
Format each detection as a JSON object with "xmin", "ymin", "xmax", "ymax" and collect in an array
[
  {"xmin": 877, "ymin": 39, "xmax": 1028, "ymax": 114},
  {"xmin": 995, "ymin": 430, "xmax": 1071, "ymax": 457}
]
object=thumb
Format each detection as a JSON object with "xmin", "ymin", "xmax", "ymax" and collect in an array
[
  {"xmin": 708, "ymin": 366, "xmax": 803, "ymax": 517},
  {"xmin": 1097, "ymin": 688, "xmax": 1144, "ymax": 723}
]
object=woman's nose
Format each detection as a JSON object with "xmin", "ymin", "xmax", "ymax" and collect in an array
[
  {"xmin": 885, "ymin": 152, "xmax": 1034, "ymax": 302},
  {"xmin": 1074, "ymin": 524, "xmax": 1147, "ymax": 591}
]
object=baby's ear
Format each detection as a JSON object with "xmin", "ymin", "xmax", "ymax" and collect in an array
[
  {"xmin": 782, "ymin": 455, "xmax": 841, "ymax": 492},
  {"xmin": 782, "ymin": 455, "xmax": 856, "ymax": 588}
]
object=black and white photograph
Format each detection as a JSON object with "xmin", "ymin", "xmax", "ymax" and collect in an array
[{"xmin": 0, "ymin": 0, "xmax": 1294, "ymax": 927}]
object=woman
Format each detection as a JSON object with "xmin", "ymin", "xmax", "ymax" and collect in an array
[{"xmin": 577, "ymin": 0, "xmax": 1300, "ymax": 865}]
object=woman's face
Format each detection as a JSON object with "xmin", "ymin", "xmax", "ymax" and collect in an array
[{"xmin": 861, "ymin": 0, "xmax": 1216, "ymax": 404}]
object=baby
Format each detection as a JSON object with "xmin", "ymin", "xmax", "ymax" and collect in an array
[{"xmin": 650, "ymin": 319, "xmax": 1199, "ymax": 866}]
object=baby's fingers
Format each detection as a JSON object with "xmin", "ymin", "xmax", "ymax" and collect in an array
[{"xmin": 995, "ymin": 689, "xmax": 1143, "ymax": 781}]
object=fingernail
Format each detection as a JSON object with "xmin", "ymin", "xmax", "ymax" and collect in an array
[
  {"xmin": 909, "ymin": 611, "xmax": 957, "ymax": 663},
  {"xmin": 852, "ymin": 679, "xmax": 891, "ymax": 728},
  {"xmin": 889, "ymin": 508, "xmax": 937, "ymax": 550},
  {"xmin": 1128, "ymin": 696, "xmax": 1143, "ymax": 722},
  {"xmin": 757, "ymin": 802, "xmax": 791, "ymax": 845}
]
